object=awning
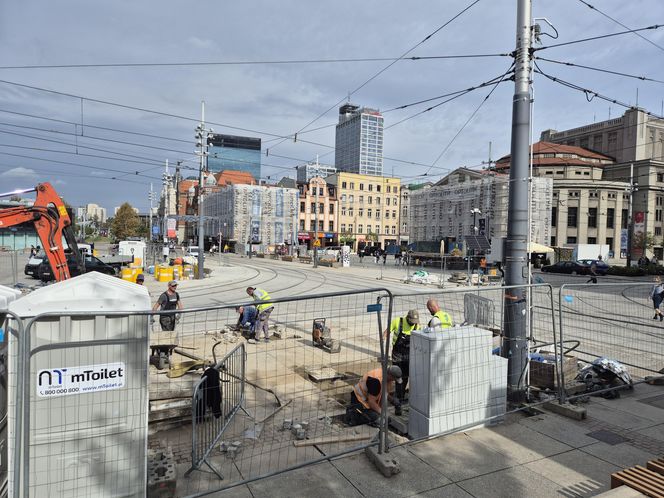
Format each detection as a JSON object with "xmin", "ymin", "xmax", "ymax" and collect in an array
[
  {"xmin": 297, "ymin": 232, "xmax": 310, "ymax": 240},
  {"xmin": 528, "ymin": 242, "xmax": 554, "ymax": 253}
]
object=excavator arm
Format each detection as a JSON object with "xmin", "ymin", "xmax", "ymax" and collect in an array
[{"xmin": 0, "ymin": 183, "xmax": 83, "ymax": 282}]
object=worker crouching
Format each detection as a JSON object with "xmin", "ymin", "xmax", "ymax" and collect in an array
[{"xmin": 346, "ymin": 365, "xmax": 403, "ymax": 426}]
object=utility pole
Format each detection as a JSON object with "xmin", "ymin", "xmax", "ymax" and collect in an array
[
  {"xmin": 313, "ymin": 156, "xmax": 320, "ymax": 268},
  {"xmin": 148, "ymin": 183, "xmax": 154, "ymax": 242},
  {"xmin": 627, "ymin": 163, "xmax": 637, "ymax": 267},
  {"xmin": 195, "ymin": 101, "xmax": 213, "ymax": 280},
  {"xmin": 503, "ymin": 0, "xmax": 533, "ymax": 403}
]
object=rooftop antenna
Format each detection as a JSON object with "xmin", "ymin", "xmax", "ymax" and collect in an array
[{"xmin": 636, "ymin": 87, "xmax": 639, "ymax": 108}]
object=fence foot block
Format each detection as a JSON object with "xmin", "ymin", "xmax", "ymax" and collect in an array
[
  {"xmin": 543, "ymin": 401, "xmax": 587, "ymax": 421},
  {"xmin": 365, "ymin": 445, "xmax": 400, "ymax": 478}
]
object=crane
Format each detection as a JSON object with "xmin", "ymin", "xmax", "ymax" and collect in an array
[{"xmin": 0, "ymin": 183, "xmax": 84, "ymax": 281}]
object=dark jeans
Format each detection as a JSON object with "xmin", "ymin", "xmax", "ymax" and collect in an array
[
  {"xmin": 159, "ymin": 314, "xmax": 176, "ymax": 331},
  {"xmin": 346, "ymin": 391, "xmax": 379, "ymax": 426},
  {"xmin": 393, "ymin": 358, "xmax": 409, "ymax": 401}
]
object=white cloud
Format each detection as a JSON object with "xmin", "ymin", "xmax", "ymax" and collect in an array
[
  {"xmin": 186, "ymin": 36, "xmax": 215, "ymax": 49},
  {"xmin": 0, "ymin": 167, "xmax": 38, "ymax": 180}
]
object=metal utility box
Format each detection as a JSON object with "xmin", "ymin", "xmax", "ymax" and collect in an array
[
  {"xmin": 0, "ymin": 285, "xmax": 22, "ymax": 497},
  {"xmin": 8, "ymin": 272, "xmax": 151, "ymax": 497},
  {"xmin": 408, "ymin": 326, "xmax": 507, "ymax": 439}
]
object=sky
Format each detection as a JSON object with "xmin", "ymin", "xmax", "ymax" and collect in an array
[{"xmin": 0, "ymin": 0, "xmax": 663, "ymax": 213}]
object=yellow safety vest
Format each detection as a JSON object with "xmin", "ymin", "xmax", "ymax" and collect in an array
[
  {"xmin": 433, "ymin": 310, "xmax": 453, "ymax": 328},
  {"xmin": 253, "ymin": 288, "xmax": 272, "ymax": 312},
  {"xmin": 390, "ymin": 316, "xmax": 419, "ymax": 346}
]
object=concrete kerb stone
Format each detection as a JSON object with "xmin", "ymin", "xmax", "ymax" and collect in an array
[
  {"xmin": 543, "ymin": 401, "xmax": 587, "ymax": 421},
  {"xmin": 365, "ymin": 445, "xmax": 401, "ymax": 478}
]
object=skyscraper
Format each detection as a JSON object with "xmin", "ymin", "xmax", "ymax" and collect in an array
[
  {"xmin": 207, "ymin": 134, "xmax": 261, "ymax": 181},
  {"xmin": 335, "ymin": 103, "xmax": 383, "ymax": 176}
]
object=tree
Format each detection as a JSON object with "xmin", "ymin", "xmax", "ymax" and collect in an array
[{"xmin": 111, "ymin": 203, "xmax": 139, "ymax": 240}]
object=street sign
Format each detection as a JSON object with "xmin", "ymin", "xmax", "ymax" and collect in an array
[{"xmin": 313, "ymin": 239, "xmax": 321, "ymax": 247}]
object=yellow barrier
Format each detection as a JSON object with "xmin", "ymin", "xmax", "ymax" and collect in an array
[
  {"xmin": 158, "ymin": 267, "xmax": 174, "ymax": 282},
  {"xmin": 121, "ymin": 267, "xmax": 139, "ymax": 283}
]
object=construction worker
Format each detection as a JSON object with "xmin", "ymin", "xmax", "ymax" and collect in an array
[
  {"xmin": 135, "ymin": 273, "xmax": 145, "ymax": 285},
  {"xmin": 235, "ymin": 305, "xmax": 257, "ymax": 338},
  {"xmin": 346, "ymin": 365, "xmax": 403, "ymax": 426},
  {"xmin": 152, "ymin": 280, "xmax": 182, "ymax": 331},
  {"xmin": 386, "ymin": 309, "xmax": 420, "ymax": 402},
  {"xmin": 246, "ymin": 286, "xmax": 274, "ymax": 343},
  {"xmin": 426, "ymin": 299, "xmax": 453, "ymax": 329}
]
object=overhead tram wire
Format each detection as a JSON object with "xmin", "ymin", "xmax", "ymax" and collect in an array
[
  {"xmin": 424, "ymin": 65, "xmax": 514, "ymax": 174},
  {"xmin": 535, "ymin": 57, "xmax": 664, "ymax": 85},
  {"xmin": 534, "ymin": 24, "xmax": 664, "ymax": 52},
  {"xmin": 576, "ymin": 0, "xmax": 664, "ymax": 54},
  {"xmin": 265, "ymin": 0, "xmax": 485, "ymax": 153},
  {"xmin": 533, "ymin": 60, "xmax": 664, "ymax": 120},
  {"xmin": 0, "ymin": 52, "xmax": 509, "ymax": 70}
]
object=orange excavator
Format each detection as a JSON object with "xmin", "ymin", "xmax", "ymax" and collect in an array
[{"xmin": 0, "ymin": 182, "xmax": 83, "ymax": 281}]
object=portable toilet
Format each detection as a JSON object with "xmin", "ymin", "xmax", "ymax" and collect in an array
[
  {"xmin": 0, "ymin": 286, "xmax": 22, "ymax": 497},
  {"xmin": 119, "ymin": 240, "xmax": 146, "ymax": 269},
  {"xmin": 6, "ymin": 273, "xmax": 151, "ymax": 497}
]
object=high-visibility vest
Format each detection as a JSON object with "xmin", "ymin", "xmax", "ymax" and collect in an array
[
  {"xmin": 432, "ymin": 310, "xmax": 453, "ymax": 328},
  {"xmin": 390, "ymin": 316, "xmax": 419, "ymax": 346},
  {"xmin": 253, "ymin": 288, "xmax": 272, "ymax": 312},
  {"xmin": 353, "ymin": 368, "xmax": 389, "ymax": 410}
]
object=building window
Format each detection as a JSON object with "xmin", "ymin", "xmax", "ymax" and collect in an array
[
  {"xmin": 606, "ymin": 237, "xmax": 613, "ymax": 248},
  {"xmin": 367, "ymin": 208, "xmax": 372, "ymax": 218},
  {"xmin": 392, "ymin": 226, "xmax": 396, "ymax": 235},
  {"xmin": 386, "ymin": 198, "xmax": 390, "ymax": 206},
  {"xmin": 566, "ymin": 236, "xmax": 577, "ymax": 244},
  {"xmin": 359, "ymin": 195, "xmax": 364, "ymax": 204},
  {"xmin": 657, "ymin": 227, "xmax": 662, "ymax": 236},
  {"xmin": 329, "ymin": 204, "xmax": 334, "ymax": 215},
  {"xmin": 342, "ymin": 181, "xmax": 347, "ymax": 189},
  {"xmin": 341, "ymin": 194, "xmax": 346, "ymax": 202},
  {"xmin": 349, "ymin": 195, "xmax": 354, "ymax": 203},
  {"xmin": 385, "ymin": 211, "xmax": 390, "ymax": 219},
  {"xmin": 551, "ymin": 236, "xmax": 556, "ymax": 246},
  {"xmin": 588, "ymin": 208, "xmax": 597, "ymax": 228},
  {"xmin": 300, "ymin": 201, "xmax": 305, "ymax": 213},
  {"xmin": 350, "ymin": 182, "xmax": 355, "ymax": 189},
  {"xmin": 367, "ymin": 196, "xmax": 372, "ymax": 204},
  {"xmin": 588, "ymin": 237, "xmax": 597, "ymax": 244},
  {"xmin": 310, "ymin": 202, "xmax": 316, "ymax": 214},
  {"xmin": 358, "ymin": 224, "xmax": 363, "ymax": 234},
  {"xmin": 341, "ymin": 209, "xmax": 346, "ymax": 216},
  {"xmin": 657, "ymin": 209, "xmax": 663, "ymax": 222},
  {"xmin": 348, "ymin": 209, "xmax": 354, "ymax": 217},
  {"xmin": 551, "ymin": 207, "xmax": 557, "ymax": 226},
  {"xmin": 376, "ymin": 185, "xmax": 381, "ymax": 192},
  {"xmin": 318, "ymin": 220, "xmax": 324, "ymax": 231},
  {"xmin": 359, "ymin": 183, "xmax": 364, "ymax": 191},
  {"xmin": 621, "ymin": 209, "xmax": 628, "ymax": 229},
  {"xmin": 568, "ymin": 207, "xmax": 578, "ymax": 227},
  {"xmin": 658, "ymin": 174, "xmax": 664, "ymax": 183},
  {"xmin": 329, "ymin": 221, "xmax": 334, "ymax": 231},
  {"xmin": 359, "ymin": 209, "xmax": 364, "ymax": 217},
  {"xmin": 606, "ymin": 208, "xmax": 614, "ymax": 228},
  {"xmin": 309, "ymin": 220, "xmax": 315, "ymax": 230},
  {"xmin": 341, "ymin": 224, "xmax": 346, "ymax": 232},
  {"xmin": 376, "ymin": 197, "xmax": 381, "ymax": 205},
  {"xmin": 368, "ymin": 184, "xmax": 373, "ymax": 192},
  {"xmin": 376, "ymin": 211, "xmax": 380, "ymax": 220},
  {"xmin": 348, "ymin": 224, "xmax": 353, "ymax": 233},
  {"xmin": 299, "ymin": 220, "xmax": 305, "ymax": 230},
  {"xmin": 329, "ymin": 187, "xmax": 334, "ymax": 196},
  {"xmin": 319, "ymin": 203, "xmax": 324, "ymax": 214},
  {"xmin": 319, "ymin": 187, "xmax": 324, "ymax": 196},
  {"xmin": 392, "ymin": 210, "xmax": 397, "ymax": 218},
  {"xmin": 569, "ymin": 191, "xmax": 580, "ymax": 198}
]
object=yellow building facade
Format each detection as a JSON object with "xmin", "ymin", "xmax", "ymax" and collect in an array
[{"xmin": 327, "ymin": 172, "xmax": 401, "ymax": 252}]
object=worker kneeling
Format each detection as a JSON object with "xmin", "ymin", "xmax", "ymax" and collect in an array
[{"xmin": 345, "ymin": 365, "xmax": 403, "ymax": 427}]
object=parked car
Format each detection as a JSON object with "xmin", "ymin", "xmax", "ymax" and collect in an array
[
  {"xmin": 577, "ymin": 259, "xmax": 609, "ymax": 275},
  {"xmin": 541, "ymin": 261, "xmax": 590, "ymax": 275},
  {"xmin": 38, "ymin": 252, "xmax": 117, "ymax": 282},
  {"xmin": 24, "ymin": 250, "xmax": 45, "ymax": 278}
]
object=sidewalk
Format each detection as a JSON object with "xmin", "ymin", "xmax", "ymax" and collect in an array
[{"xmin": 205, "ymin": 381, "xmax": 664, "ymax": 498}]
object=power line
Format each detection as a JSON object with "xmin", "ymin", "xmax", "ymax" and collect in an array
[
  {"xmin": 0, "ymin": 53, "xmax": 509, "ymax": 70},
  {"xmin": 535, "ymin": 57, "xmax": 664, "ymax": 85},
  {"xmin": 576, "ymin": 0, "xmax": 664, "ymax": 53},
  {"xmin": 266, "ymin": 0, "xmax": 484, "ymax": 153},
  {"xmin": 535, "ymin": 24, "xmax": 664, "ymax": 52}
]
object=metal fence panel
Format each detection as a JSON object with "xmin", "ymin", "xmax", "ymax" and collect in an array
[{"xmin": 558, "ymin": 283, "xmax": 663, "ymax": 397}]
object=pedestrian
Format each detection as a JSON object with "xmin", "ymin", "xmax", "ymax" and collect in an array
[
  {"xmin": 135, "ymin": 273, "xmax": 145, "ymax": 285},
  {"xmin": 29, "ymin": 245, "xmax": 37, "ymax": 257},
  {"xmin": 162, "ymin": 244, "xmax": 170, "ymax": 262},
  {"xmin": 401, "ymin": 250, "xmax": 407, "ymax": 266},
  {"xmin": 152, "ymin": 280, "xmax": 182, "ymax": 331},
  {"xmin": 382, "ymin": 251, "xmax": 387, "ymax": 265},
  {"xmin": 496, "ymin": 261, "xmax": 505, "ymax": 280},
  {"xmin": 345, "ymin": 365, "xmax": 403, "ymax": 426},
  {"xmin": 246, "ymin": 286, "xmax": 274, "ymax": 343},
  {"xmin": 479, "ymin": 256, "xmax": 487, "ymax": 275},
  {"xmin": 235, "ymin": 305, "xmax": 258, "ymax": 337},
  {"xmin": 359, "ymin": 249, "xmax": 364, "ymax": 263},
  {"xmin": 650, "ymin": 276, "xmax": 664, "ymax": 321},
  {"xmin": 586, "ymin": 261, "xmax": 598, "ymax": 284},
  {"xmin": 426, "ymin": 299, "xmax": 453, "ymax": 329},
  {"xmin": 223, "ymin": 243, "xmax": 229, "ymax": 253},
  {"xmin": 374, "ymin": 249, "xmax": 379, "ymax": 264},
  {"xmin": 395, "ymin": 252, "xmax": 401, "ymax": 265},
  {"xmin": 385, "ymin": 309, "xmax": 420, "ymax": 403}
]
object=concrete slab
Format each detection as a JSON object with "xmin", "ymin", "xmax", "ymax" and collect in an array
[
  {"xmin": 407, "ymin": 432, "xmax": 514, "ymax": 482},
  {"xmin": 332, "ymin": 446, "xmax": 450, "ymax": 498},
  {"xmin": 580, "ymin": 441, "xmax": 659, "ymax": 468},
  {"xmin": 518, "ymin": 413, "xmax": 599, "ymax": 448},
  {"xmin": 525, "ymin": 449, "xmax": 622, "ymax": 496},
  {"xmin": 632, "ymin": 423, "xmax": 664, "ymax": 442},
  {"xmin": 413, "ymin": 483, "xmax": 475, "ymax": 497},
  {"xmin": 464, "ymin": 419, "xmax": 572, "ymax": 464},
  {"xmin": 585, "ymin": 403, "xmax": 658, "ymax": 430},
  {"xmin": 247, "ymin": 461, "xmax": 362, "ymax": 498},
  {"xmin": 457, "ymin": 465, "xmax": 563, "ymax": 498},
  {"xmin": 591, "ymin": 393, "xmax": 664, "ymax": 424},
  {"xmin": 204, "ymin": 483, "xmax": 254, "ymax": 497}
]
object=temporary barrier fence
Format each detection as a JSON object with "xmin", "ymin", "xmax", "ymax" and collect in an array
[{"xmin": 558, "ymin": 283, "xmax": 664, "ymax": 402}]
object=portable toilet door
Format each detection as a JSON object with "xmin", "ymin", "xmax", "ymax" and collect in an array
[{"xmin": 7, "ymin": 273, "xmax": 151, "ymax": 498}]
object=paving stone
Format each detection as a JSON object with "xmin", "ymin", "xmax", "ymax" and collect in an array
[
  {"xmin": 457, "ymin": 465, "xmax": 563, "ymax": 498},
  {"xmin": 407, "ymin": 432, "xmax": 514, "ymax": 482},
  {"xmin": 464, "ymin": 421, "xmax": 572, "ymax": 464},
  {"xmin": 525, "ymin": 449, "xmax": 621, "ymax": 496},
  {"xmin": 517, "ymin": 413, "xmax": 598, "ymax": 448},
  {"xmin": 332, "ymin": 446, "xmax": 450, "ymax": 498},
  {"xmin": 585, "ymin": 403, "xmax": 656, "ymax": 430},
  {"xmin": 411, "ymin": 483, "xmax": 475, "ymax": 497},
  {"xmin": 580, "ymin": 441, "xmax": 659, "ymax": 468},
  {"xmin": 248, "ymin": 461, "xmax": 362, "ymax": 498}
]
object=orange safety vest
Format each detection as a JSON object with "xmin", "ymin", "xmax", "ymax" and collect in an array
[{"xmin": 353, "ymin": 368, "xmax": 392, "ymax": 410}]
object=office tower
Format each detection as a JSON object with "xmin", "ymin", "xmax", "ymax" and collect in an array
[{"xmin": 335, "ymin": 103, "xmax": 383, "ymax": 176}]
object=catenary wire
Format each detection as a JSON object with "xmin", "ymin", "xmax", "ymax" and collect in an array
[
  {"xmin": 535, "ymin": 24, "xmax": 664, "ymax": 52},
  {"xmin": 535, "ymin": 57, "xmax": 664, "ymax": 85}
]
